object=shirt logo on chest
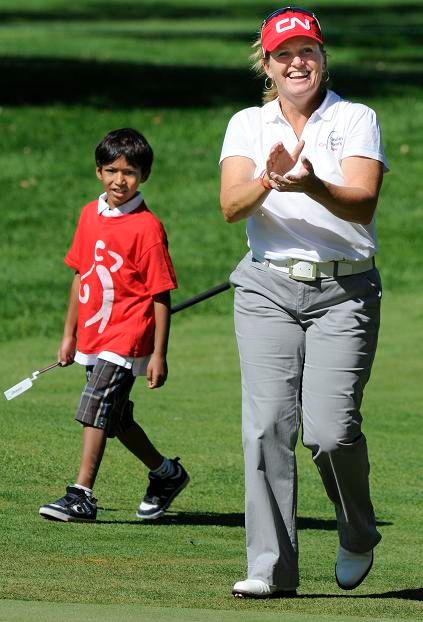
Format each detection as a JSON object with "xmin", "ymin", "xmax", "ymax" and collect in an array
[
  {"xmin": 79, "ymin": 240, "xmax": 123, "ymax": 333},
  {"xmin": 325, "ymin": 130, "xmax": 344, "ymax": 151}
]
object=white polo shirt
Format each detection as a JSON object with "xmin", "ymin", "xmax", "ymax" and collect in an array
[{"xmin": 220, "ymin": 90, "xmax": 389, "ymax": 262}]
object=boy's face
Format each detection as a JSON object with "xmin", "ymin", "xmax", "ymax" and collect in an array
[{"xmin": 96, "ymin": 156, "xmax": 144, "ymax": 209}]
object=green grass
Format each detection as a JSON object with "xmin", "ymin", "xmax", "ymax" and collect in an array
[
  {"xmin": 0, "ymin": 601, "xmax": 417, "ymax": 622},
  {"xmin": 1, "ymin": 294, "xmax": 423, "ymax": 619},
  {"xmin": 1, "ymin": 0, "xmax": 423, "ymax": 618}
]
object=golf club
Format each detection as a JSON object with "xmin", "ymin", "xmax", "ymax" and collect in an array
[
  {"xmin": 4, "ymin": 281, "xmax": 232, "ymax": 401},
  {"xmin": 171, "ymin": 281, "xmax": 231, "ymax": 314}
]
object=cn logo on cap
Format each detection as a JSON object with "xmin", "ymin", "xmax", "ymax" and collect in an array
[{"xmin": 276, "ymin": 16, "xmax": 311, "ymax": 34}]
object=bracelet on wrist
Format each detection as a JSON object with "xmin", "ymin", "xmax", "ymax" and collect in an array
[{"xmin": 258, "ymin": 170, "xmax": 271, "ymax": 190}]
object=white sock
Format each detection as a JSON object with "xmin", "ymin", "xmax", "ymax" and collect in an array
[
  {"xmin": 74, "ymin": 484, "xmax": 93, "ymax": 497},
  {"xmin": 151, "ymin": 458, "xmax": 175, "ymax": 478}
]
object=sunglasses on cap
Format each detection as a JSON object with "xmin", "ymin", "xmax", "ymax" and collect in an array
[
  {"xmin": 262, "ymin": 6, "xmax": 321, "ymax": 30},
  {"xmin": 260, "ymin": 6, "xmax": 323, "ymax": 55}
]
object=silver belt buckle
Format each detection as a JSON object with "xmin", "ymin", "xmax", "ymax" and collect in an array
[{"xmin": 289, "ymin": 260, "xmax": 317, "ymax": 281}]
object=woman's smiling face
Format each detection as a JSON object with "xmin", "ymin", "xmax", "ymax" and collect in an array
[{"xmin": 264, "ymin": 36, "xmax": 326, "ymax": 102}]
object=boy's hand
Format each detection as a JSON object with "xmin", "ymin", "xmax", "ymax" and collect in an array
[
  {"xmin": 146, "ymin": 353, "xmax": 168, "ymax": 389},
  {"xmin": 58, "ymin": 336, "xmax": 76, "ymax": 366}
]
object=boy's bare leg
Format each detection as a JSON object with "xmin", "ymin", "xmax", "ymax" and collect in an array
[
  {"xmin": 75, "ymin": 425, "xmax": 108, "ymax": 489},
  {"xmin": 117, "ymin": 424, "xmax": 189, "ymax": 521},
  {"xmin": 117, "ymin": 422, "xmax": 163, "ymax": 471}
]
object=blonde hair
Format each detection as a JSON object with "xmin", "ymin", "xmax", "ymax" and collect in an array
[
  {"xmin": 250, "ymin": 35, "xmax": 328, "ymax": 104},
  {"xmin": 250, "ymin": 36, "xmax": 279, "ymax": 104}
]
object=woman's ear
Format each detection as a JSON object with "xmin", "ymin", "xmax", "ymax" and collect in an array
[{"xmin": 262, "ymin": 58, "xmax": 273, "ymax": 80}]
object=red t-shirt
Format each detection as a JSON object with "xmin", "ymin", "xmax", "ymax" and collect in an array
[{"xmin": 65, "ymin": 200, "xmax": 177, "ymax": 357}]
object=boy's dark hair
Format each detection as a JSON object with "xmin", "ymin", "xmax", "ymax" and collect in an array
[{"xmin": 95, "ymin": 128, "xmax": 154, "ymax": 180}]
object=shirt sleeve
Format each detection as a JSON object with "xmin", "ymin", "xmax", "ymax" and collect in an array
[
  {"xmin": 139, "ymin": 225, "xmax": 178, "ymax": 296},
  {"xmin": 219, "ymin": 108, "xmax": 258, "ymax": 164},
  {"xmin": 64, "ymin": 214, "xmax": 83, "ymax": 271},
  {"xmin": 342, "ymin": 104, "xmax": 389, "ymax": 171}
]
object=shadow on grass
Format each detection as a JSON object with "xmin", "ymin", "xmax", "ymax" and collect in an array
[
  {"xmin": 1, "ymin": 0, "xmax": 423, "ymax": 107},
  {"xmin": 96, "ymin": 511, "xmax": 392, "ymax": 530},
  {"xmin": 1, "ymin": 56, "xmax": 422, "ymax": 108},
  {"xmin": 1, "ymin": 2, "xmax": 423, "ymax": 25},
  {"xmin": 0, "ymin": 3, "xmax": 261, "ymax": 22},
  {"xmin": 1, "ymin": 57, "xmax": 258, "ymax": 107},
  {"xmin": 297, "ymin": 588, "xmax": 423, "ymax": 601}
]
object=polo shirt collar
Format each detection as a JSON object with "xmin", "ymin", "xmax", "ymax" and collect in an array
[
  {"xmin": 98, "ymin": 191, "xmax": 143, "ymax": 217},
  {"xmin": 263, "ymin": 89, "xmax": 340, "ymax": 124},
  {"xmin": 313, "ymin": 89, "xmax": 340, "ymax": 121}
]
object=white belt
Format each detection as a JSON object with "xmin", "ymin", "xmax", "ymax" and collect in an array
[{"xmin": 252, "ymin": 256, "xmax": 375, "ymax": 281}]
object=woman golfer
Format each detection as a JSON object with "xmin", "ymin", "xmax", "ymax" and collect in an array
[{"xmin": 220, "ymin": 6, "xmax": 388, "ymax": 598}]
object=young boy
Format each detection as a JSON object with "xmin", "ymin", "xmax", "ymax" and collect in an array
[{"xmin": 39, "ymin": 128, "xmax": 189, "ymax": 522}]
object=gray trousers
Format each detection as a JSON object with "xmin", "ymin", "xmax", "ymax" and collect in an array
[{"xmin": 230, "ymin": 254, "xmax": 382, "ymax": 589}]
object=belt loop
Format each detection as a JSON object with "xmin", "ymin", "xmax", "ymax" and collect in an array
[{"xmin": 333, "ymin": 261, "xmax": 339, "ymax": 278}]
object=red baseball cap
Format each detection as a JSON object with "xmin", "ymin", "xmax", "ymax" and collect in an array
[{"xmin": 261, "ymin": 7, "xmax": 323, "ymax": 54}]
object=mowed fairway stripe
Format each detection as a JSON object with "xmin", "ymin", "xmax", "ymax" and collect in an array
[{"xmin": 0, "ymin": 601, "xmax": 412, "ymax": 622}]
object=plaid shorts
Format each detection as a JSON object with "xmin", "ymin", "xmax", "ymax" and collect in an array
[{"xmin": 75, "ymin": 359, "xmax": 136, "ymax": 438}]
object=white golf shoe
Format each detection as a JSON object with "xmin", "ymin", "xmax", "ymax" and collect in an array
[
  {"xmin": 232, "ymin": 579, "xmax": 297, "ymax": 599},
  {"xmin": 335, "ymin": 546, "xmax": 373, "ymax": 590}
]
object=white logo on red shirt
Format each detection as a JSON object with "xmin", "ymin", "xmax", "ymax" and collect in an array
[{"xmin": 79, "ymin": 240, "xmax": 123, "ymax": 334}]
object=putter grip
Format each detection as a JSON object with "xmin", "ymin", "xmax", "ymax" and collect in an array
[{"xmin": 171, "ymin": 281, "xmax": 231, "ymax": 314}]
